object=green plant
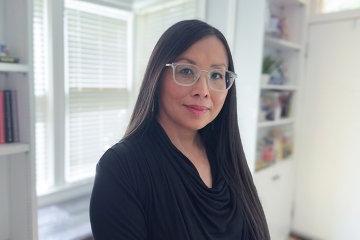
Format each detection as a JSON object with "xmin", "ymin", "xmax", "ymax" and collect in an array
[{"xmin": 262, "ymin": 56, "xmax": 282, "ymax": 74}]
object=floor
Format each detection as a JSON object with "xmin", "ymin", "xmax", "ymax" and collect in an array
[{"xmin": 38, "ymin": 194, "xmax": 93, "ymax": 240}]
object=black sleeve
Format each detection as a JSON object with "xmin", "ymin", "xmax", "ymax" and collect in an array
[{"xmin": 89, "ymin": 148, "xmax": 147, "ymax": 240}]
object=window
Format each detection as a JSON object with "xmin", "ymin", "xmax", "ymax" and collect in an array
[
  {"xmin": 33, "ymin": 0, "xmax": 54, "ymax": 196},
  {"xmin": 33, "ymin": 0, "xmax": 203, "ymax": 200},
  {"xmin": 319, "ymin": 0, "xmax": 360, "ymax": 14},
  {"xmin": 34, "ymin": 0, "xmax": 133, "ymax": 197},
  {"xmin": 134, "ymin": 0, "xmax": 205, "ymax": 89},
  {"xmin": 64, "ymin": 0, "xmax": 133, "ymax": 183}
]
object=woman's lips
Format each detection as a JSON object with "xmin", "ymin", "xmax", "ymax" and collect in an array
[{"xmin": 184, "ymin": 104, "xmax": 210, "ymax": 116}]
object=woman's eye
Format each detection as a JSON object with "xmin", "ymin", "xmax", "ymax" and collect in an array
[
  {"xmin": 210, "ymin": 72, "xmax": 223, "ymax": 80},
  {"xmin": 179, "ymin": 68, "xmax": 194, "ymax": 76}
]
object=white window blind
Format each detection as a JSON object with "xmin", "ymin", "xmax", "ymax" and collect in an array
[
  {"xmin": 135, "ymin": 0, "xmax": 203, "ymax": 88},
  {"xmin": 64, "ymin": 0, "xmax": 132, "ymax": 183},
  {"xmin": 33, "ymin": 0, "xmax": 54, "ymax": 196}
]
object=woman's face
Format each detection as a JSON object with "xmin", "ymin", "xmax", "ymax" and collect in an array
[{"xmin": 158, "ymin": 36, "xmax": 229, "ymax": 132}]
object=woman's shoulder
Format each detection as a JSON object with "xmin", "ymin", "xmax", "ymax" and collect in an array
[
  {"xmin": 98, "ymin": 133, "xmax": 148, "ymax": 172},
  {"xmin": 95, "ymin": 134, "xmax": 152, "ymax": 202}
]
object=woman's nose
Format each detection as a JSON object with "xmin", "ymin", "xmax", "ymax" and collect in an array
[{"xmin": 191, "ymin": 71, "xmax": 210, "ymax": 98}]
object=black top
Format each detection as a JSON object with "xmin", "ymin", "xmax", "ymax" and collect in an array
[{"xmin": 90, "ymin": 119, "xmax": 248, "ymax": 239}]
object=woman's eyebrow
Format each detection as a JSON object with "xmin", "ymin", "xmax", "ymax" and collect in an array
[
  {"xmin": 176, "ymin": 57, "xmax": 228, "ymax": 68},
  {"xmin": 176, "ymin": 57, "xmax": 196, "ymax": 64}
]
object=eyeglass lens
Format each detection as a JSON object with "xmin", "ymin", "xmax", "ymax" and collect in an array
[{"xmin": 173, "ymin": 64, "xmax": 234, "ymax": 90}]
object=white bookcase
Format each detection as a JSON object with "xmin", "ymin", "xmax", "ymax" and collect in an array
[
  {"xmin": 0, "ymin": 0, "xmax": 37, "ymax": 239},
  {"xmin": 252, "ymin": 0, "xmax": 308, "ymax": 239}
]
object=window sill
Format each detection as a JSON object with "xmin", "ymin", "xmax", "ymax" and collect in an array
[{"xmin": 37, "ymin": 178, "xmax": 94, "ymax": 207}]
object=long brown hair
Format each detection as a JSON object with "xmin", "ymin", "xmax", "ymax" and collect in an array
[{"xmin": 125, "ymin": 20, "xmax": 270, "ymax": 240}]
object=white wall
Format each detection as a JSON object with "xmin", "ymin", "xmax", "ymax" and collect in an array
[
  {"xmin": 232, "ymin": 0, "xmax": 265, "ymax": 172},
  {"xmin": 293, "ymin": 15, "xmax": 360, "ymax": 240},
  {"xmin": 0, "ymin": 159, "xmax": 10, "ymax": 240},
  {"xmin": 0, "ymin": 0, "xmax": 4, "ymax": 43},
  {"xmin": 206, "ymin": 0, "xmax": 266, "ymax": 172},
  {"xmin": 205, "ymin": 0, "xmax": 236, "ymax": 51}
]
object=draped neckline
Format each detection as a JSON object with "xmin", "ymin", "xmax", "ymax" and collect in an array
[{"xmin": 148, "ymin": 119, "xmax": 224, "ymax": 192}]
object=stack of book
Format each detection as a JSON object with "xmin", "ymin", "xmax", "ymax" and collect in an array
[{"xmin": 0, "ymin": 89, "xmax": 20, "ymax": 143}]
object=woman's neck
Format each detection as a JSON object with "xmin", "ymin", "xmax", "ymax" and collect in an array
[{"xmin": 156, "ymin": 116, "xmax": 203, "ymax": 152}]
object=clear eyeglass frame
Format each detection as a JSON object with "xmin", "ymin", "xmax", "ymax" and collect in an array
[{"xmin": 165, "ymin": 62, "xmax": 237, "ymax": 91}]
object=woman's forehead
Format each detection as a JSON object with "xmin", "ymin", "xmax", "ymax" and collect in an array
[{"xmin": 174, "ymin": 36, "xmax": 229, "ymax": 67}]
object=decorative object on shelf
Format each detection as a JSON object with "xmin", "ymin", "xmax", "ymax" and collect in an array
[
  {"xmin": 264, "ymin": 0, "xmax": 290, "ymax": 41},
  {"xmin": 256, "ymin": 135, "xmax": 275, "ymax": 170},
  {"xmin": 261, "ymin": 55, "xmax": 282, "ymax": 85},
  {"xmin": 278, "ymin": 17, "xmax": 290, "ymax": 40},
  {"xmin": 256, "ymin": 126, "xmax": 293, "ymax": 171},
  {"xmin": 268, "ymin": 62, "xmax": 288, "ymax": 85},
  {"xmin": 259, "ymin": 90, "xmax": 281, "ymax": 121},
  {"xmin": 278, "ymin": 91, "xmax": 292, "ymax": 118},
  {"xmin": 0, "ymin": 42, "xmax": 20, "ymax": 63},
  {"xmin": 266, "ymin": 15, "xmax": 282, "ymax": 38},
  {"xmin": 259, "ymin": 90, "xmax": 292, "ymax": 122},
  {"xmin": 266, "ymin": 14, "xmax": 289, "ymax": 40}
]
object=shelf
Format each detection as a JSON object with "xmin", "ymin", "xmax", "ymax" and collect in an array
[
  {"xmin": 255, "ymin": 156, "xmax": 293, "ymax": 172},
  {"xmin": 264, "ymin": 37, "xmax": 302, "ymax": 51},
  {"xmin": 261, "ymin": 84, "xmax": 298, "ymax": 91},
  {"xmin": 0, "ymin": 143, "xmax": 30, "ymax": 156},
  {"xmin": 271, "ymin": 0, "xmax": 306, "ymax": 7},
  {"xmin": 258, "ymin": 118, "xmax": 295, "ymax": 128},
  {"xmin": 0, "ymin": 63, "xmax": 29, "ymax": 73}
]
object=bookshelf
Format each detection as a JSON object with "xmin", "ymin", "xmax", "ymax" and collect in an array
[
  {"xmin": 0, "ymin": 63, "xmax": 30, "ymax": 73},
  {"xmin": 252, "ymin": 0, "xmax": 308, "ymax": 239},
  {"xmin": 0, "ymin": 143, "xmax": 30, "ymax": 156},
  {"xmin": 264, "ymin": 36, "xmax": 302, "ymax": 51},
  {"xmin": 256, "ymin": 0, "xmax": 306, "ymax": 172},
  {"xmin": 261, "ymin": 84, "xmax": 298, "ymax": 90},
  {"xmin": 271, "ymin": 0, "xmax": 307, "ymax": 7},
  {"xmin": 0, "ymin": 0, "xmax": 37, "ymax": 240},
  {"xmin": 258, "ymin": 118, "xmax": 295, "ymax": 128}
]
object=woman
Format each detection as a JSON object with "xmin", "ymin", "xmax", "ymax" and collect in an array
[{"xmin": 90, "ymin": 19, "xmax": 270, "ymax": 240}]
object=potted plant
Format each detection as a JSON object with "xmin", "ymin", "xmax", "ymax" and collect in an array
[{"xmin": 261, "ymin": 56, "xmax": 281, "ymax": 85}]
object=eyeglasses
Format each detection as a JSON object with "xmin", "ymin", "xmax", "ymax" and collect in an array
[{"xmin": 165, "ymin": 62, "xmax": 236, "ymax": 91}]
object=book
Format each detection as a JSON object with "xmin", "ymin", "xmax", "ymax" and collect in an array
[
  {"xmin": 0, "ymin": 90, "xmax": 5, "ymax": 143},
  {"xmin": 12, "ymin": 90, "xmax": 20, "ymax": 142},
  {"xmin": 4, "ymin": 90, "xmax": 14, "ymax": 143}
]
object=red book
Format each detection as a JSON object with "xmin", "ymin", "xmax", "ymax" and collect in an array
[{"xmin": 0, "ymin": 90, "xmax": 5, "ymax": 143}]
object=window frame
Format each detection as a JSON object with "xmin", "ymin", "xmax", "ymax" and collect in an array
[
  {"xmin": 36, "ymin": 0, "xmax": 205, "ymax": 207},
  {"xmin": 309, "ymin": 0, "xmax": 360, "ymax": 24},
  {"xmin": 37, "ymin": 0, "xmax": 134, "ymax": 207}
]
